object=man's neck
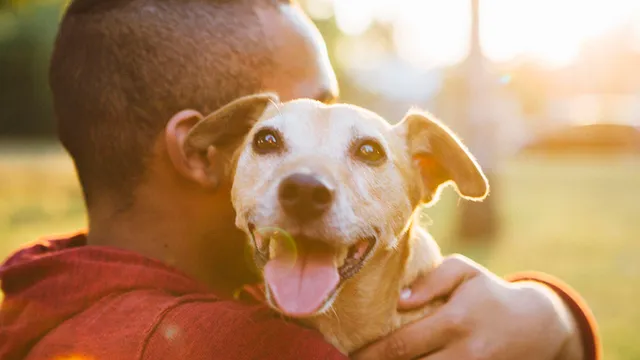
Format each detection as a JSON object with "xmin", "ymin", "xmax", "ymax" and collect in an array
[{"xmin": 86, "ymin": 202, "xmax": 258, "ymax": 297}]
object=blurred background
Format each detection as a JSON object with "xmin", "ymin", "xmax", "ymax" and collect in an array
[{"xmin": 1, "ymin": 0, "xmax": 639, "ymax": 358}]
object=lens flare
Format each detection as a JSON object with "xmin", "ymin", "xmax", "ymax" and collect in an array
[
  {"xmin": 499, "ymin": 74, "xmax": 512, "ymax": 85},
  {"xmin": 54, "ymin": 355, "xmax": 94, "ymax": 360},
  {"xmin": 255, "ymin": 226, "xmax": 298, "ymax": 270}
]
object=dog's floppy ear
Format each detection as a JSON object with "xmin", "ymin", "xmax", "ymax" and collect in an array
[
  {"xmin": 395, "ymin": 110, "xmax": 489, "ymax": 206},
  {"xmin": 176, "ymin": 92, "xmax": 279, "ymax": 188},
  {"xmin": 185, "ymin": 92, "xmax": 279, "ymax": 153}
]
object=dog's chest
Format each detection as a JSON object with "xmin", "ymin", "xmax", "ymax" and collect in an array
[{"xmin": 309, "ymin": 225, "xmax": 444, "ymax": 354}]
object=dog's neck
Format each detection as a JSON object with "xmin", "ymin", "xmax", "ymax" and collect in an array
[{"xmin": 307, "ymin": 218, "xmax": 443, "ymax": 354}]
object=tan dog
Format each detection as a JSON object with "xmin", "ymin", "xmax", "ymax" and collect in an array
[{"xmin": 182, "ymin": 93, "xmax": 489, "ymax": 354}]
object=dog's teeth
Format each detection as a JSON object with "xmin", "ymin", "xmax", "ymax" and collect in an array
[
  {"xmin": 346, "ymin": 246, "xmax": 358, "ymax": 260},
  {"xmin": 346, "ymin": 243, "xmax": 366, "ymax": 261}
]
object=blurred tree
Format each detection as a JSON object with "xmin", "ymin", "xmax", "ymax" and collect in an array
[
  {"xmin": 1, "ymin": 0, "xmax": 67, "ymax": 11},
  {"xmin": 0, "ymin": 2, "xmax": 61, "ymax": 137},
  {"xmin": 454, "ymin": 0, "xmax": 499, "ymax": 244},
  {"xmin": 506, "ymin": 62, "xmax": 550, "ymax": 117}
]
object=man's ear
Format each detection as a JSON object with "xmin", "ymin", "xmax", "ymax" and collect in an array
[
  {"xmin": 165, "ymin": 92, "xmax": 279, "ymax": 189},
  {"xmin": 394, "ymin": 110, "xmax": 489, "ymax": 206}
]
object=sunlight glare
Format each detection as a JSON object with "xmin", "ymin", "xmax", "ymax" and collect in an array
[
  {"xmin": 329, "ymin": 0, "xmax": 640, "ymax": 68},
  {"xmin": 393, "ymin": 0, "xmax": 470, "ymax": 70},
  {"xmin": 334, "ymin": 0, "xmax": 373, "ymax": 36},
  {"xmin": 304, "ymin": 0, "xmax": 334, "ymax": 21},
  {"xmin": 482, "ymin": 0, "xmax": 640, "ymax": 66},
  {"xmin": 632, "ymin": 10, "xmax": 640, "ymax": 52}
]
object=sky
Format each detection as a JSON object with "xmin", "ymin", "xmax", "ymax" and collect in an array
[{"xmin": 305, "ymin": 0, "xmax": 640, "ymax": 70}]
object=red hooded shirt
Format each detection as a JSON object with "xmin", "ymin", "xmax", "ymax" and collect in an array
[{"xmin": 0, "ymin": 234, "xmax": 599, "ymax": 360}]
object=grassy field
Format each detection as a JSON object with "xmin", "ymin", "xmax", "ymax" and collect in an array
[{"xmin": 1, "ymin": 141, "xmax": 639, "ymax": 359}]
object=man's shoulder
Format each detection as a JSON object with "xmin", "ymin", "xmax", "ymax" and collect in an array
[
  {"xmin": 142, "ymin": 294, "xmax": 348, "ymax": 360},
  {"xmin": 26, "ymin": 289, "xmax": 198, "ymax": 359},
  {"xmin": 29, "ymin": 289, "xmax": 346, "ymax": 360}
]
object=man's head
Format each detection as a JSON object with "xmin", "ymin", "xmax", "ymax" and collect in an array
[
  {"xmin": 50, "ymin": 0, "xmax": 337, "ymax": 208},
  {"xmin": 50, "ymin": 0, "xmax": 337, "ymax": 291}
]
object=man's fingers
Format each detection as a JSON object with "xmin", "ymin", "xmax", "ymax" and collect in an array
[
  {"xmin": 351, "ymin": 308, "xmax": 460, "ymax": 360},
  {"xmin": 398, "ymin": 254, "xmax": 483, "ymax": 311}
]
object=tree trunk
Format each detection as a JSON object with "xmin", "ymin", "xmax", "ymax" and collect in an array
[
  {"xmin": 455, "ymin": 0, "xmax": 499, "ymax": 244},
  {"xmin": 456, "ymin": 172, "xmax": 499, "ymax": 243}
]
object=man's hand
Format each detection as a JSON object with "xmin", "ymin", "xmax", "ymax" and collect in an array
[{"xmin": 351, "ymin": 255, "xmax": 583, "ymax": 360}]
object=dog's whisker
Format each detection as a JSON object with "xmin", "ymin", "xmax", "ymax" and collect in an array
[{"xmin": 329, "ymin": 305, "xmax": 341, "ymax": 328}]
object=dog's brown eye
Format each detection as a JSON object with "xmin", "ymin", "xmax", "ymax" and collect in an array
[
  {"xmin": 252, "ymin": 128, "xmax": 282, "ymax": 154},
  {"xmin": 354, "ymin": 139, "xmax": 386, "ymax": 165}
]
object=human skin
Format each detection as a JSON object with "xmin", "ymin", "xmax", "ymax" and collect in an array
[{"xmin": 351, "ymin": 255, "xmax": 584, "ymax": 360}]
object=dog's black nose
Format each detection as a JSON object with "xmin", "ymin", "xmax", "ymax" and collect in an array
[{"xmin": 278, "ymin": 173, "xmax": 334, "ymax": 221}]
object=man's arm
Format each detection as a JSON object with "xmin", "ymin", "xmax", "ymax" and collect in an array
[
  {"xmin": 506, "ymin": 272, "xmax": 600, "ymax": 360},
  {"xmin": 141, "ymin": 297, "xmax": 347, "ymax": 360},
  {"xmin": 353, "ymin": 255, "xmax": 600, "ymax": 360}
]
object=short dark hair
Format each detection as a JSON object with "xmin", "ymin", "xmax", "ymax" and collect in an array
[{"xmin": 50, "ymin": 0, "xmax": 279, "ymax": 205}]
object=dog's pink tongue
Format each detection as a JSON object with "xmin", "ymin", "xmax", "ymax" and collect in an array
[{"xmin": 264, "ymin": 241, "xmax": 339, "ymax": 317}]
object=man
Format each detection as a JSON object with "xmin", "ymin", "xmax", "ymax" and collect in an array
[{"xmin": 0, "ymin": 0, "xmax": 599, "ymax": 359}]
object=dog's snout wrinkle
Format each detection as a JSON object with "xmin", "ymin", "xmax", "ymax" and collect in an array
[{"xmin": 278, "ymin": 173, "xmax": 334, "ymax": 222}]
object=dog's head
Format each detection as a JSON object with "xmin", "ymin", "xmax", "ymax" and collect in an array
[{"xmin": 183, "ymin": 93, "xmax": 488, "ymax": 317}]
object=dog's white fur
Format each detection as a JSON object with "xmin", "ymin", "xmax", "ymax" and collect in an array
[{"xmin": 183, "ymin": 93, "xmax": 488, "ymax": 354}]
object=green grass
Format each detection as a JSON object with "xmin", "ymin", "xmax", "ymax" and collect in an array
[
  {"xmin": 1, "ymin": 141, "xmax": 639, "ymax": 359},
  {"xmin": 0, "ymin": 141, "xmax": 86, "ymax": 258}
]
